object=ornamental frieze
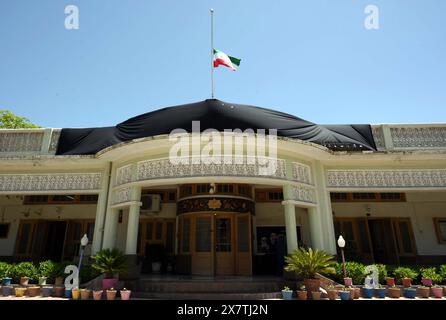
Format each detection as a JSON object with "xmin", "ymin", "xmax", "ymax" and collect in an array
[{"xmin": 177, "ymin": 197, "xmax": 255, "ymax": 215}]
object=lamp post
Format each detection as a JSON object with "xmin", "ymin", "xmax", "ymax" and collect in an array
[
  {"xmin": 337, "ymin": 235, "xmax": 347, "ymax": 279},
  {"xmin": 77, "ymin": 234, "xmax": 89, "ymax": 285}
]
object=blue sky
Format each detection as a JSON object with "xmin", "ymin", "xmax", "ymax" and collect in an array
[{"xmin": 0, "ymin": 0, "xmax": 445, "ymax": 128}]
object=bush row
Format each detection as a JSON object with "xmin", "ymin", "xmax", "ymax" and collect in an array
[
  {"xmin": 332, "ymin": 262, "xmax": 446, "ymax": 285},
  {"xmin": 0, "ymin": 260, "xmax": 100, "ymax": 284}
]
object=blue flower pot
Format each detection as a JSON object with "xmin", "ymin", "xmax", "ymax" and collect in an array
[
  {"xmin": 41, "ymin": 286, "xmax": 53, "ymax": 297},
  {"xmin": 375, "ymin": 288, "xmax": 387, "ymax": 298},
  {"xmin": 65, "ymin": 288, "xmax": 72, "ymax": 298},
  {"xmin": 340, "ymin": 291, "xmax": 351, "ymax": 300},
  {"xmin": 2, "ymin": 278, "xmax": 12, "ymax": 286},
  {"xmin": 404, "ymin": 288, "xmax": 417, "ymax": 299},
  {"xmin": 1, "ymin": 286, "xmax": 13, "ymax": 296},
  {"xmin": 362, "ymin": 287, "xmax": 374, "ymax": 299},
  {"xmin": 282, "ymin": 290, "xmax": 293, "ymax": 300}
]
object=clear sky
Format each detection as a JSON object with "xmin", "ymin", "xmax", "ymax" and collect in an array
[{"xmin": 0, "ymin": 0, "xmax": 445, "ymax": 128}]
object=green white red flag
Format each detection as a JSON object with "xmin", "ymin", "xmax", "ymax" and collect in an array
[{"xmin": 213, "ymin": 49, "xmax": 241, "ymax": 71}]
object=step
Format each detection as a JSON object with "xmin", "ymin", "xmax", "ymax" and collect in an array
[{"xmin": 133, "ymin": 291, "xmax": 282, "ymax": 300}]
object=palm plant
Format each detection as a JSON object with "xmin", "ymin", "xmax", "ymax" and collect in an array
[
  {"xmin": 91, "ymin": 249, "xmax": 127, "ymax": 279},
  {"xmin": 284, "ymin": 247, "xmax": 336, "ymax": 279}
]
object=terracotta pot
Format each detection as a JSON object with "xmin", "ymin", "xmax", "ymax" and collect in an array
[
  {"xmin": 80, "ymin": 289, "xmax": 91, "ymax": 300},
  {"xmin": 55, "ymin": 277, "xmax": 64, "ymax": 286},
  {"xmin": 402, "ymin": 278, "xmax": 412, "ymax": 288},
  {"xmin": 20, "ymin": 277, "xmax": 29, "ymax": 286},
  {"xmin": 106, "ymin": 290, "xmax": 117, "ymax": 300},
  {"xmin": 102, "ymin": 278, "xmax": 118, "ymax": 291},
  {"xmin": 443, "ymin": 286, "xmax": 446, "ymax": 297},
  {"xmin": 311, "ymin": 291, "xmax": 322, "ymax": 300},
  {"xmin": 327, "ymin": 289, "xmax": 338, "ymax": 300},
  {"xmin": 297, "ymin": 290, "xmax": 307, "ymax": 300},
  {"xmin": 343, "ymin": 277, "xmax": 353, "ymax": 287},
  {"xmin": 15, "ymin": 287, "xmax": 27, "ymax": 297},
  {"xmin": 303, "ymin": 279, "xmax": 320, "ymax": 300},
  {"xmin": 72, "ymin": 288, "xmax": 81, "ymax": 300},
  {"xmin": 93, "ymin": 290, "xmax": 103, "ymax": 300},
  {"xmin": 120, "ymin": 290, "xmax": 131, "ymax": 300},
  {"xmin": 386, "ymin": 277, "xmax": 395, "ymax": 287},
  {"xmin": 431, "ymin": 287, "xmax": 443, "ymax": 298},
  {"xmin": 353, "ymin": 287, "xmax": 360, "ymax": 299},
  {"xmin": 388, "ymin": 287, "xmax": 401, "ymax": 298},
  {"xmin": 27, "ymin": 286, "xmax": 41, "ymax": 297},
  {"xmin": 418, "ymin": 287, "xmax": 430, "ymax": 298},
  {"xmin": 53, "ymin": 286, "xmax": 65, "ymax": 297},
  {"xmin": 38, "ymin": 277, "xmax": 47, "ymax": 286},
  {"xmin": 421, "ymin": 278, "xmax": 433, "ymax": 287},
  {"xmin": 348, "ymin": 288, "xmax": 355, "ymax": 300}
]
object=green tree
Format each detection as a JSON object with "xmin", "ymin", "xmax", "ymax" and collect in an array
[{"xmin": 0, "ymin": 110, "xmax": 40, "ymax": 128}]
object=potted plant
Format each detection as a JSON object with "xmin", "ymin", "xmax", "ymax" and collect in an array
[
  {"xmin": 72, "ymin": 287, "xmax": 81, "ymax": 300},
  {"xmin": 1, "ymin": 285, "xmax": 14, "ymax": 296},
  {"xmin": 296, "ymin": 285, "xmax": 307, "ymax": 300},
  {"xmin": 281, "ymin": 286, "xmax": 293, "ymax": 300},
  {"xmin": 327, "ymin": 285, "xmax": 338, "ymax": 300},
  {"xmin": 54, "ymin": 262, "xmax": 68, "ymax": 286},
  {"xmin": 27, "ymin": 286, "xmax": 41, "ymax": 297},
  {"xmin": 38, "ymin": 260, "xmax": 58, "ymax": 285},
  {"xmin": 339, "ymin": 287, "xmax": 351, "ymax": 300},
  {"xmin": 388, "ymin": 285, "xmax": 401, "ymax": 298},
  {"xmin": 362, "ymin": 286, "xmax": 374, "ymax": 299},
  {"xmin": 91, "ymin": 249, "xmax": 127, "ymax": 290},
  {"xmin": 439, "ymin": 265, "xmax": 446, "ymax": 296},
  {"xmin": 93, "ymin": 289, "xmax": 103, "ymax": 300},
  {"xmin": 352, "ymin": 286, "xmax": 360, "ymax": 299},
  {"xmin": 385, "ymin": 277, "xmax": 395, "ymax": 287},
  {"xmin": 53, "ymin": 286, "xmax": 65, "ymax": 297},
  {"xmin": 343, "ymin": 277, "xmax": 353, "ymax": 287},
  {"xmin": 15, "ymin": 287, "xmax": 27, "ymax": 297},
  {"xmin": 41, "ymin": 286, "xmax": 53, "ymax": 297},
  {"xmin": 311, "ymin": 290, "xmax": 322, "ymax": 300},
  {"xmin": 106, "ymin": 287, "xmax": 117, "ymax": 300},
  {"xmin": 393, "ymin": 267, "xmax": 417, "ymax": 288},
  {"xmin": 80, "ymin": 288, "xmax": 91, "ymax": 300},
  {"xmin": 120, "ymin": 288, "xmax": 131, "ymax": 300},
  {"xmin": 420, "ymin": 267, "xmax": 435, "ymax": 287},
  {"xmin": 374, "ymin": 284, "xmax": 387, "ymax": 298},
  {"xmin": 403, "ymin": 286, "xmax": 417, "ymax": 299},
  {"xmin": 418, "ymin": 285, "xmax": 430, "ymax": 298},
  {"xmin": 284, "ymin": 248, "xmax": 335, "ymax": 300},
  {"xmin": 0, "ymin": 262, "xmax": 12, "ymax": 286},
  {"xmin": 431, "ymin": 285, "xmax": 443, "ymax": 298}
]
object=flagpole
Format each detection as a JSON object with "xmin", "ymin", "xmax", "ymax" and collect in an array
[{"xmin": 210, "ymin": 8, "xmax": 215, "ymax": 99}]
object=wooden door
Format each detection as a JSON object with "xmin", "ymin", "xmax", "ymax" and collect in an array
[
  {"xmin": 191, "ymin": 214, "xmax": 213, "ymax": 275},
  {"xmin": 215, "ymin": 213, "xmax": 235, "ymax": 275},
  {"xmin": 236, "ymin": 213, "xmax": 252, "ymax": 276},
  {"xmin": 15, "ymin": 220, "xmax": 38, "ymax": 258}
]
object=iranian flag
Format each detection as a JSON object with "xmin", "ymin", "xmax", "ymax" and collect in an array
[{"xmin": 213, "ymin": 49, "xmax": 241, "ymax": 71}]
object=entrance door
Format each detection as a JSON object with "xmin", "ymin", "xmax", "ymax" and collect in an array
[
  {"xmin": 215, "ymin": 214, "xmax": 235, "ymax": 275},
  {"xmin": 236, "ymin": 213, "xmax": 252, "ymax": 275},
  {"xmin": 368, "ymin": 219, "xmax": 399, "ymax": 264},
  {"xmin": 43, "ymin": 221, "xmax": 67, "ymax": 261}
]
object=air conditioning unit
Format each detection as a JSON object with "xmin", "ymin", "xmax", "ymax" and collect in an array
[{"xmin": 140, "ymin": 194, "xmax": 161, "ymax": 213}]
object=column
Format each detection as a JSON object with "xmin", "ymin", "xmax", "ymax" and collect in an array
[
  {"xmin": 283, "ymin": 183, "xmax": 298, "ymax": 254},
  {"xmin": 92, "ymin": 162, "xmax": 112, "ymax": 254},
  {"xmin": 102, "ymin": 208, "xmax": 119, "ymax": 249},
  {"xmin": 125, "ymin": 202, "xmax": 141, "ymax": 255},
  {"xmin": 307, "ymin": 206, "xmax": 325, "ymax": 251}
]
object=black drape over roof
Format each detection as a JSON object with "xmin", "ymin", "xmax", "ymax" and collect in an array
[{"xmin": 56, "ymin": 99, "xmax": 376, "ymax": 155}]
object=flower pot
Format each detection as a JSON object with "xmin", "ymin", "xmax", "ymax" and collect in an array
[
  {"xmin": 106, "ymin": 290, "xmax": 117, "ymax": 300},
  {"xmin": 386, "ymin": 277, "xmax": 395, "ymax": 287},
  {"xmin": 27, "ymin": 286, "xmax": 41, "ymax": 297},
  {"xmin": 348, "ymin": 288, "xmax": 355, "ymax": 300},
  {"xmin": 80, "ymin": 289, "xmax": 91, "ymax": 300},
  {"xmin": 55, "ymin": 277, "xmax": 64, "ymax": 286},
  {"xmin": 281, "ymin": 290, "xmax": 293, "ymax": 300},
  {"xmin": 343, "ymin": 277, "xmax": 353, "ymax": 287},
  {"xmin": 431, "ymin": 287, "xmax": 443, "ymax": 298},
  {"xmin": 418, "ymin": 287, "xmax": 430, "ymax": 298},
  {"xmin": 41, "ymin": 286, "xmax": 53, "ymax": 297},
  {"xmin": 65, "ymin": 288, "xmax": 72, "ymax": 298},
  {"xmin": 311, "ymin": 291, "xmax": 321, "ymax": 300},
  {"xmin": 362, "ymin": 287, "xmax": 374, "ymax": 299},
  {"xmin": 422, "ymin": 278, "xmax": 433, "ymax": 287},
  {"xmin": 2, "ymin": 277, "xmax": 12, "ymax": 286},
  {"xmin": 93, "ymin": 290, "xmax": 103, "ymax": 300},
  {"xmin": 327, "ymin": 289, "xmax": 338, "ymax": 300},
  {"xmin": 38, "ymin": 277, "xmax": 47, "ymax": 286},
  {"xmin": 339, "ymin": 291, "xmax": 350, "ymax": 300},
  {"xmin": 297, "ymin": 291, "xmax": 307, "ymax": 300},
  {"xmin": 402, "ymin": 278, "xmax": 412, "ymax": 288},
  {"xmin": 15, "ymin": 287, "xmax": 27, "ymax": 297},
  {"xmin": 388, "ymin": 287, "xmax": 401, "ymax": 299},
  {"xmin": 353, "ymin": 287, "xmax": 360, "ymax": 299},
  {"xmin": 375, "ymin": 288, "xmax": 387, "ymax": 298},
  {"xmin": 20, "ymin": 277, "xmax": 29, "ymax": 286},
  {"xmin": 102, "ymin": 278, "xmax": 118, "ymax": 291},
  {"xmin": 120, "ymin": 290, "xmax": 131, "ymax": 300},
  {"xmin": 404, "ymin": 288, "xmax": 417, "ymax": 299},
  {"xmin": 1, "ymin": 286, "xmax": 13, "ymax": 296},
  {"xmin": 72, "ymin": 288, "xmax": 80, "ymax": 300},
  {"xmin": 53, "ymin": 286, "xmax": 65, "ymax": 297},
  {"xmin": 303, "ymin": 279, "xmax": 320, "ymax": 300}
]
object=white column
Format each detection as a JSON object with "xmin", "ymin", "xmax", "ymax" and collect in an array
[
  {"xmin": 102, "ymin": 208, "xmax": 119, "ymax": 249},
  {"xmin": 283, "ymin": 183, "xmax": 298, "ymax": 254},
  {"xmin": 125, "ymin": 202, "xmax": 141, "ymax": 255},
  {"xmin": 92, "ymin": 162, "xmax": 112, "ymax": 254},
  {"xmin": 307, "ymin": 206, "xmax": 325, "ymax": 251}
]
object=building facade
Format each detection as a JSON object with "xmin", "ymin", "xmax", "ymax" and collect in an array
[{"xmin": 1, "ymin": 100, "xmax": 446, "ymax": 276}]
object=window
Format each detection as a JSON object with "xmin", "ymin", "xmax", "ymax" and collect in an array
[
  {"xmin": 434, "ymin": 218, "xmax": 446, "ymax": 244},
  {"xmin": 195, "ymin": 217, "xmax": 212, "ymax": 252},
  {"xmin": 196, "ymin": 184, "xmax": 210, "ymax": 194},
  {"xmin": 238, "ymin": 185, "xmax": 251, "ymax": 197},
  {"xmin": 255, "ymin": 189, "xmax": 284, "ymax": 202},
  {"xmin": 217, "ymin": 184, "xmax": 234, "ymax": 193},
  {"xmin": 181, "ymin": 218, "xmax": 190, "ymax": 253},
  {"xmin": 141, "ymin": 189, "xmax": 177, "ymax": 203},
  {"xmin": 330, "ymin": 192, "xmax": 406, "ymax": 202},
  {"xmin": 330, "ymin": 193, "xmax": 348, "ymax": 201},
  {"xmin": 352, "ymin": 193, "xmax": 376, "ymax": 200},
  {"xmin": 180, "ymin": 185, "xmax": 193, "ymax": 198},
  {"xmin": 0, "ymin": 223, "xmax": 9, "ymax": 238},
  {"xmin": 24, "ymin": 194, "xmax": 98, "ymax": 205}
]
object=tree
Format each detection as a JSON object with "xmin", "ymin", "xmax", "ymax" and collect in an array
[{"xmin": 0, "ymin": 110, "xmax": 40, "ymax": 128}]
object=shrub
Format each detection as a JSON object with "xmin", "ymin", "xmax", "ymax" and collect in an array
[
  {"xmin": 79, "ymin": 264, "xmax": 101, "ymax": 284},
  {"xmin": 0, "ymin": 262, "xmax": 12, "ymax": 279},
  {"xmin": 284, "ymin": 248, "xmax": 336, "ymax": 279},
  {"xmin": 439, "ymin": 265, "xmax": 446, "ymax": 284},
  {"xmin": 91, "ymin": 249, "xmax": 128, "ymax": 278},
  {"xmin": 393, "ymin": 267, "xmax": 418, "ymax": 282},
  {"xmin": 375, "ymin": 264, "xmax": 388, "ymax": 284},
  {"xmin": 9, "ymin": 262, "xmax": 38, "ymax": 283},
  {"xmin": 333, "ymin": 262, "xmax": 365, "ymax": 284},
  {"xmin": 420, "ymin": 267, "xmax": 443, "ymax": 285},
  {"xmin": 38, "ymin": 260, "xmax": 58, "ymax": 282}
]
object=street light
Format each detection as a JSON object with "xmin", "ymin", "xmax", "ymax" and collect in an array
[
  {"xmin": 337, "ymin": 235, "xmax": 347, "ymax": 279},
  {"xmin": 77, "ymin": 234, "xmax": 89, "ymax": 285}
]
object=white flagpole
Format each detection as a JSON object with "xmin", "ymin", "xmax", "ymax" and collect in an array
[{"xmin": 210, "ymin": 8, "xmax": 215, "ymax": 99}]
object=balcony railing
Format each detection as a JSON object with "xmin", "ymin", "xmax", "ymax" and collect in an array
[{"xmin": 0, "ymin": 128, "xmax": 61, "ymax": 156}]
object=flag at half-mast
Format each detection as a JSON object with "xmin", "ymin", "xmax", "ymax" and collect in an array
[{"xmin": 213, "ymin": 49, "xmax": 241, "ymax": 71}]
